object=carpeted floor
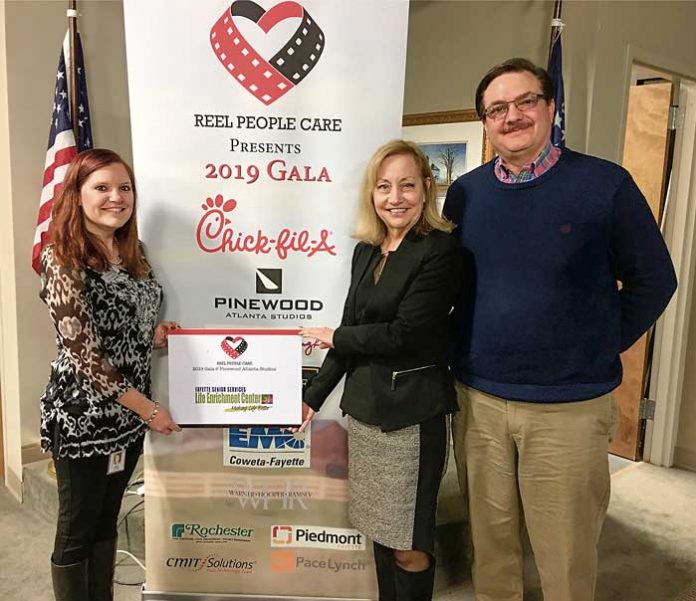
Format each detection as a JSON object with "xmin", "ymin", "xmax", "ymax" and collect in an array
[{"xmin": 1, "ymin": 461, "xmax": 695, "ymax": 600}]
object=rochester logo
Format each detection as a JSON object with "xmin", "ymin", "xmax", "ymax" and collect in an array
[
  {"xmin": 170, "ymin": 523, "xmax": 254, "ymax": 543},
  {"xmin": 256, "ymin": 268, "xmax": 282, "ymax": 294},
  {"xmin": 271, "ymin": 525, "xmax": 365, "ymax": 550},
  {"xmin": 166, "ymin": 555, "xmax": 256, "ymax": 573}
]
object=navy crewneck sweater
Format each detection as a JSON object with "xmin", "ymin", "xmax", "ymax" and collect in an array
[{"xmin": 443, "ymin": 148, "xmax": 677, "ymax": 402}]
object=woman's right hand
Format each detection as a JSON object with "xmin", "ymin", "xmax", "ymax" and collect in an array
[
  {"xmin": 288, "ymin": 402, "xmax": 316, "ymax": 434},
  {"xmin": 298, "ymin": 402, "xmax": 315, "ymax": 433},
  {"xmin": 146, "ymin": 403, "xmax": 181, "ymax": 435}
]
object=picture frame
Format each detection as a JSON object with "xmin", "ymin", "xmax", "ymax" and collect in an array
[{"xmin": 402, "ymin": 109, "xmax": 495, "ymax": 211}]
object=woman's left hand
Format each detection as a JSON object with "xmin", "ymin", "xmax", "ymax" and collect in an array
[
  {"xmin": 153, "ymin": 321, "xmax": 180, "ymax": 349},
  {"xmin": 299, "ymin": 327, "xmax": 335, "ymax": 349}
]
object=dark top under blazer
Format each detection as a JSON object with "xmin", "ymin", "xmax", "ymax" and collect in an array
[{"xmin": 304, "ymin": 229, "xmax": 464, "ymax": 432}]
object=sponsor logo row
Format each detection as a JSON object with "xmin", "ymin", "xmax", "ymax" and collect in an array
[
  {"xmin": 171, "ymin": 523, "xmax": 364, "ymax": 551},
  {"xmin": 166, "ymin": 552, "xmax": 367, "ymax": 575}
]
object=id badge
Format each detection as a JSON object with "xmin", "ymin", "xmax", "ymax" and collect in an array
[{"xmin": 107, "ymin": 449, "xmax": 126, "ymax": 475}]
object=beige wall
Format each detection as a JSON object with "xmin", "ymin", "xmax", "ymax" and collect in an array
[
  {"xmin": 0, "ymin": 0, "xmax": 131, "ymax": 490},
  {"xmin": 406, "ymin": 0, "xmax": 696, "ymax": 160},
  {"xmin": 3, "ymin": 0, "xmax": 696, "ymax": 478}
]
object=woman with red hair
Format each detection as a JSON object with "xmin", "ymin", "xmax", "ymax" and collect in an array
[{"xmin": 39, "ymin": 148, "xmax": 180, "ymax": 601}]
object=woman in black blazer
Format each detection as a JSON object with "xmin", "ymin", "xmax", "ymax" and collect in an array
[{"xmin": 300, "ymin": 140, "xmax": 463, "ymax": 601}]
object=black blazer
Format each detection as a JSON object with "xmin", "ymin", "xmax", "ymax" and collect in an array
[{"xmin": 304, "ymin": 229, "xmax": 464, "ymax": 431}]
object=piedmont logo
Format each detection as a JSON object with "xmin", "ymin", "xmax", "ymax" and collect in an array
[
  {"xmin": 170, "ymin": 523, "xmax": 254, "ymax": 544},
  {"xmin": 221, "ymin": 335, "xmax": 248, "ymax": 359},
  {"xmin": 223, "ymin": 426, "xmax": 311, "ymax": 469},
  {"xmin": 210, "ymin": 1, "xmax": 325, "ymax": 106},
  {"xmin": 166, "ymin": 555, "xmax": 256, "ymax": 573},
  {"xmin": 270, "ymin": 551, "xmax": 367, "ymax": 574},
  {"xmin": 196, "ymin": 194, "xmax": 336, "ymax": 259},
  {"xmin": 256, "ymin": 268, "xmax": 282, "ymax": 294},
  {"xmin": 271, "ymin": 525, "xmax": 365, "ymax": 550}
]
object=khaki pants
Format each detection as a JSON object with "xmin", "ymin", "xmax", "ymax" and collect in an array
[{"xmin": 452, "ymin": 383, "xmax": 617, "ymax": 601}]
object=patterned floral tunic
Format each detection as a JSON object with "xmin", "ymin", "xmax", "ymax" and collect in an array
[{"xmin": 39, "ymin": 245, "xmax": 163, "ymax": 459}]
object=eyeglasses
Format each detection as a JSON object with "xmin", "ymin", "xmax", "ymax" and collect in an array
[{"xmin": 483, "ymin": 92, "xmax": 546, "ymax": 121}]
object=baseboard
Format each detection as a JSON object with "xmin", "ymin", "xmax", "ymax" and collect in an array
[
  {"xmin": 674, "ymin": 446, "xmax": 696, "ymax": 472},
  {"xmin": 4, "ymin": 465, "xmax": 22, "ymax": 502},
  {"xmin": 21, "ymin": 443, "xmax": 45, "ymax": 465}
]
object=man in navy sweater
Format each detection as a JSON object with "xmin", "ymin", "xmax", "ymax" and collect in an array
[{"xmin": 443, "ymin": 58, "xmax": 676, "ymax": 601}]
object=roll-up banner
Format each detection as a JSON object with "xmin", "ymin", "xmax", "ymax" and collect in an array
[{"xmin": 123, "ymin": 1, "xmax": 409, "ymax": 598}]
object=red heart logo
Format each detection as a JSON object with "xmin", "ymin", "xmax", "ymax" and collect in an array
[
  {"xmin": 210, "ymin": 1, "xmax": 325, "ymax": 106},
  {"xmin": 221, "ymin": 335, "xmax": 248, "ymax": 358}
]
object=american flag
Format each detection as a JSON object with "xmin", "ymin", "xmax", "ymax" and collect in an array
[
  {"xmin": 548, "ymin": 25, "xmax": 566, "ymax": 148},
  {"xmin": 32, "ymin": 31, "xmax": 93, "ymax": 274}
]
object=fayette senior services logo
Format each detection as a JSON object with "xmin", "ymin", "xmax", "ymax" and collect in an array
[
  {"xmin": 271, "ymin": 525, "xmax": 365, "ymax": 550},
  {"xmin": 210, "ymin": 0, "xmax": 325, "ymax": 106}
]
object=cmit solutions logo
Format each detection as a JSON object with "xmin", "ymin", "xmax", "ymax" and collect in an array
[
  {"xmin": 256, "ymin": 268, "xmax": 282, "ymax": 294},
  {"xmin": 166, "ymin": 555, "xmax": 256, "ymax": 573}
]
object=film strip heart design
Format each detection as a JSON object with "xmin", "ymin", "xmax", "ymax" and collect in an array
[
  {"xmin": 221, "ymin": 336, "xmax": 248, "ymax": 359},
  {"xmin": 210, "ymin": 0, "xmax": 325, "ymax": 106}
]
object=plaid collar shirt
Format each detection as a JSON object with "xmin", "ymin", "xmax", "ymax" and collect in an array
[{"xmin": 494, "ymin": 142, "xmax": 561, "ymax": 184}]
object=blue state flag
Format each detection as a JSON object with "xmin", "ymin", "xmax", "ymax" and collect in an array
[{"xmin": 548, "ymin": 31, "xmax": 566, "ymax": 147}]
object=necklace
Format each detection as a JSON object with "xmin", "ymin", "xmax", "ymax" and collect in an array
[
  {"xmin": 108, "ymin": 238, "xmax": 123, "ymax": 266},
  {"xmin": 373, "ymin": 251, "xmax": 390, "ymax": 283}
]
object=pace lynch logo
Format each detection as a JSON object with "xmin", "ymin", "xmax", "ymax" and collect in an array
[
  {"xmin": 270, "ymin": 551, "xmax": 367, "ymax": 573},
  {"xmin": 221, "ymin": 335, "xmax": 248, "ymax": 359},
  {"xmin": 210, "ymin": 1, "xmax": 325, "ymax": 106},
  {"xmin": 256, "ymin": 268, "xmax": 282, "ymax": 293},
  {"xmin": 196, "ymin": 194, "xmax": 336, "ymax": 259}
]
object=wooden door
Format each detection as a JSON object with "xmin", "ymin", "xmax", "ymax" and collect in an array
[{"xmin": 613, "ymin": 81, "xmax": 673, "ymax": 459}]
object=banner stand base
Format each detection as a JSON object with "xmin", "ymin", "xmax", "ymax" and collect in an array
[{"xmin": 142, "ymin": 589, "xmax": 373, "ymax": 601}]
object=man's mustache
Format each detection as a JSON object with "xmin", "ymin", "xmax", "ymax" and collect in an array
[{"xmin": 502, "ymin": 119, "xmax": 532, "ymax": 134}]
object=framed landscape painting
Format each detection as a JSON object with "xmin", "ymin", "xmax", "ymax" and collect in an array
[{"xmin": 403, "ymin": 109, "xmax": 494, "ymax": 212}]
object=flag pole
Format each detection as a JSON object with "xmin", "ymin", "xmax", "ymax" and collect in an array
[
  {"xmin": 67, "ymin": 0, "xmax": 79, "ymax": 143},
  {"xmin": 549, "ymin": 0, "xmax": 563, "ymax": 59}
]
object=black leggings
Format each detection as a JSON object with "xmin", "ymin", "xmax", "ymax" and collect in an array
[{"xmin": 52, "ymin": 439, "xmax": 142, "ymax": 565}]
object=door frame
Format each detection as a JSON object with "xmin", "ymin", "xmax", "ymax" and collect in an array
[
  {"xmin": 644, "ymin": 78, "xmax": 696, "ymax": 466},
  {"xmin": 619, "ymin": 46, "xmax": 696, "ymax": 466}
]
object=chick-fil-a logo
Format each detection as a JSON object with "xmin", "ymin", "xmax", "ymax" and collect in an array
[{"xmin": 196, "ymin": 195, "xmax": 336, "ymax": 259}]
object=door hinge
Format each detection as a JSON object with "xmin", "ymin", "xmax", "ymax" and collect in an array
[
  {"xmin": 668, "ymin": 105, "xmax": 683, "ymax": 130},
  {"xmin": 640, "ymin": 398, "xmax": 656, "ymax": 420}
]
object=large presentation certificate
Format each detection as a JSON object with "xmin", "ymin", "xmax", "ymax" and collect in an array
[{"xmin": 168, "ymin": 329, "xmax": 302, "ymax": 426}]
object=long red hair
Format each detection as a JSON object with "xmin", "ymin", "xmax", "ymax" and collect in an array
[{"xmin": 50, "ymin": 148, "xmax": 149, "ymax": 278}]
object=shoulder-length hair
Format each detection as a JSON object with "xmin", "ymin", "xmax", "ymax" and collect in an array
[
  {"xmin": 353, "ymin": 139, "xmax": 454, "ymax": 246},
  {"xmin": 50, "ymin": 148, "xmax": 149, "ymax": 278}
]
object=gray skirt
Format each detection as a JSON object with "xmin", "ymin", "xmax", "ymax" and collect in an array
[{"xmin": 347, "ymin": 414, "xmax": 448, "ymax": 552}]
